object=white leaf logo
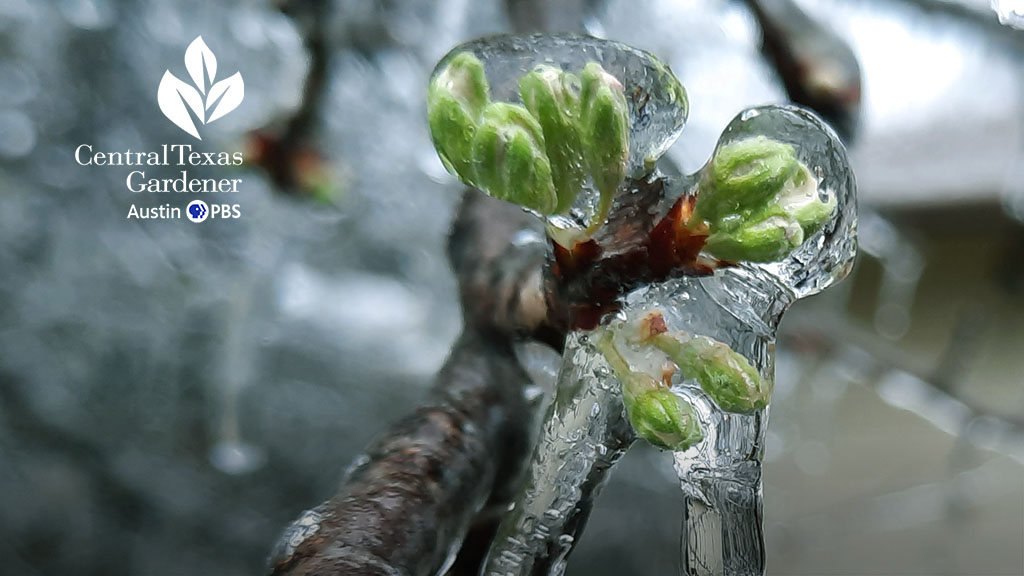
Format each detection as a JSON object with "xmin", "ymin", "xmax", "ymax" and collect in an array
[
  {"xmin": 184, "ymin": 36, "xmax": 217, "ymax": 94},
  {"xmin": 158, "ymin": 36, "xmax": 244, "ymax": 140},
  {"xmin": 158, "ymin": 71, "xmax": 204, "ymax": 139},
  {"xmin": 207, "ymin": 72, "xmax": 244, "ymax": 124}
]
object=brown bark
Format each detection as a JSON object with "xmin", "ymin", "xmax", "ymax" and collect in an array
[
  {"xmin": 267, "ymin": 329, "xmax": 533, "ymax": 576},
  {"xmin": 267, "ymin": 191, "xmax": 550, "ymax": 576}
]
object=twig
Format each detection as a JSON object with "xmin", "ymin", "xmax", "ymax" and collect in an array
[
  {"xmin": 547, "ymin": 177, "xmax": 721, "ymax": 330},
  {"xmin": 448, "ymin": 191, "xmax": 564, "ymax": 350},
  {"xmin": 268, "ymin": 169, "xmax": 736, "ymax": 573},
  {"xmin": 267, "ymin": 328, "xmax": 533, "ymax": 576},
  {"xmin": 267, "ymin": 190, "xmax": 549, "ymax": 576}
]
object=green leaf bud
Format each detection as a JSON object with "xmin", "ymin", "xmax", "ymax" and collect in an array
[
  {"xmin": 427, "ymin": 52, "xmax": 490, "ymax": 182},
  {"xmin": 579, "ymin": 62, "xmax": 629, "ymax": 230},
  {"xmin": 519, "ymin": 65, "xmax": 587, "ymax": 214},
  {"xmin": 595, "ymin": 330, "xmax": 704, "ymax": 451},
  {"xmin": 649, "ymin": 332, "xmax": 771, "ymax": 414},
  {"xmin": 696, "ymin": 136, "xmax": 800, "ymax": 223},
  {"xmin": 703, "ymin": 213, "xmax": 804, "ymax": 263},
  {"xmin": 470, "ymin": 102, "xmax": 558, "ymax": 214},
  {"xmin": 625, "ymin": 387, "xmax": 704, "ymax": 451}
]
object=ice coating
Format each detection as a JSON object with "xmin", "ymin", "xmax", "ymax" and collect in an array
[
  {"xmin": 483, "ymin": 271, "xmax": 779, "ymax": 576},
  {"xmin": 483, "ymin": 331, "xmax": 635, "ymax": 576},
  {"xmin": 595, "ymin": 275, "xmax": 774, "ymax": 575},
  {"xmin": 650, "ymin": 275, "xmax": 774, "ymax": 576},
  {"xmin": 431, "ymin": 34, "xmax": 689, "ymax": 174}
]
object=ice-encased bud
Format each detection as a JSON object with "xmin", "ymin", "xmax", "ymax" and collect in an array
[
  {"xmin": 693, "ymin": 134, "xmax": 837, "ymax": 263},
  {"xmin": 519, "ymin": 65, "xmax": 586, "ymax": 214},
  {"xmin": 649, "ymin": 332, "xmax": 771, "ymax": 414},
  {"xmin": 471, "ymin": 102, "xmax": 558, "ymax": 214},
  {"xmin": 429, "ymin": 34, "xmax": 688, "ymax": 172},
  {"xmin": 696, "ymin": 136, "xmax": 800, "ymax": 223},
  {"xmin": 625, "ymin": 387, "xmax": 704, "ymax": 451},
  {"xmin": 579, "ymin": 62, "xmax": 629, "ymax": 228},
  {"xmin": 595, "ymin": 330, "xmax": 703, "ymax": 451},
  {"xmin": 428, "ymin": 34, "xmax": 689, "ymax": 230},
  {"xmin": 427, "ymin": 52, "xmax": 490, "ymax": 181},
  {"xmin": 704, "ymin": 213, "xmax": 804, "ymax": 263},
  {"xmin": 698, "ymin": 106, "xmax": 856, "ymax": 296},
  {"xmin": 705, "ymin": 162, "xmax": 837, "ymax": 262}
]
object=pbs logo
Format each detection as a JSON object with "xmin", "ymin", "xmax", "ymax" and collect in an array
[
  {"xmin": 186, "ymin": 200, "xmax": 241, "ymax": 223},
  {"xmin": 186, "ymin": 200, "xmax": 208, "ymax": 222}
]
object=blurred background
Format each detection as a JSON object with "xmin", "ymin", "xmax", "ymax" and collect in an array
[{"xmin": 1, "ymin": 0, "xmax": 1022, "ymax": 575}]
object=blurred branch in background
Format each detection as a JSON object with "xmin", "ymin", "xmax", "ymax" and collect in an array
[
  {"xmin": 901, "ymin": 0, "xmax": 1024, "ymax": 38},
  {"xmin": 743, "ymin": 0, "xmax": 862, "ymax": 142},
  {"xmin": 247, "ymin": 0, "xmax": 334, "ymax": 200}
]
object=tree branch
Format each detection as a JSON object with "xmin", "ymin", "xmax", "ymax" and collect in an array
[
  {"xmin": 268, "ymin": 327, "xmax": 533, "ymax": 576},
  {"xmin": 448, "ymin": 191, "xmax": 564, "ymax": 350},
  {"xmin": 268, "ymin": 190, "xmax": 547, "ymax": 576}
]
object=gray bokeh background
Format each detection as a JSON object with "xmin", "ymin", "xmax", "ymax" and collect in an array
[{"xmin": 1, "ymin": 1, "xmax": 1022, "ymax": 575}]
